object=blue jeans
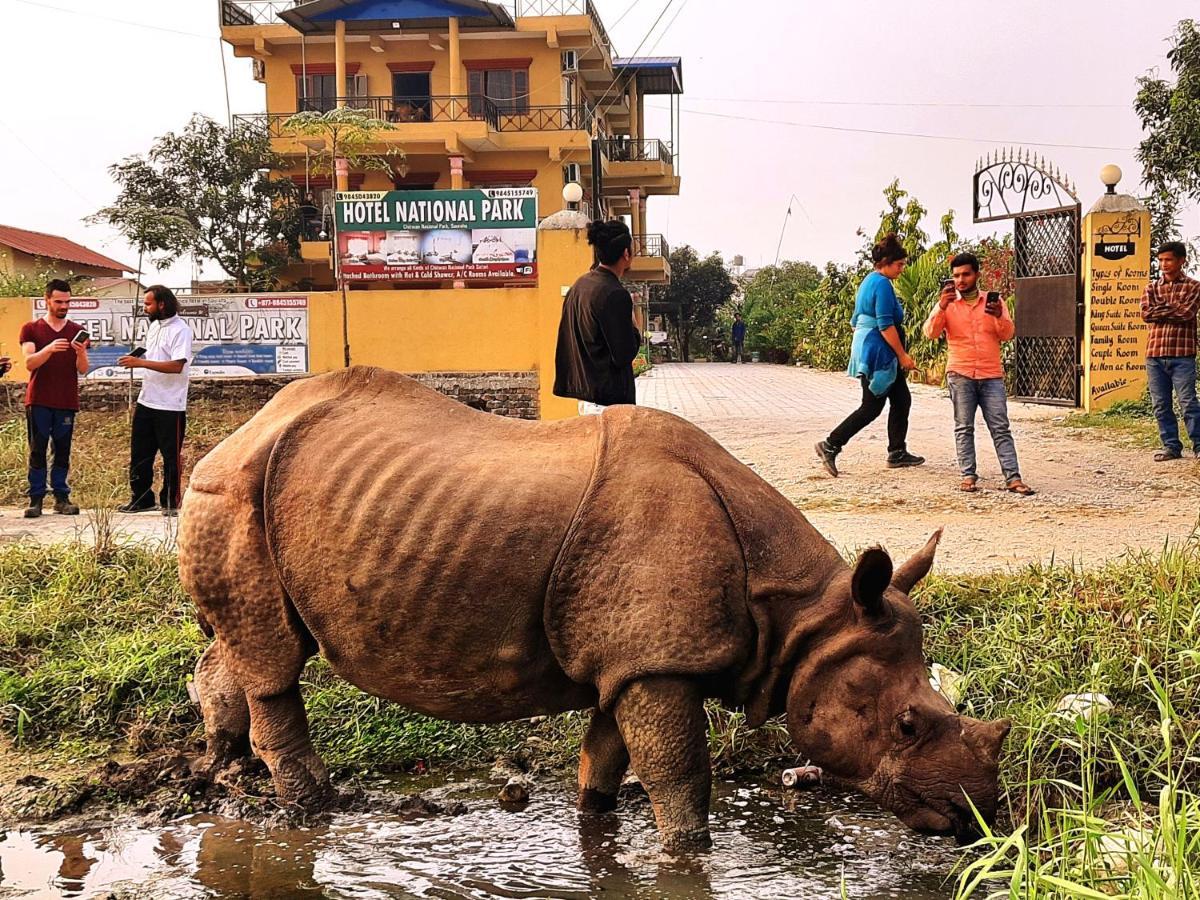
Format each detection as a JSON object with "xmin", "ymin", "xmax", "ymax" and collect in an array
[
  {"xmin": 947, "ymin": 375, "xmax": 1021, "ymax": 482},
  {"xmin": 26, "ymin": 405, "xmax": 75, "ymax": 499},
  {"xmin": 1146, "ymin": 356, "xmax": 1200, "ymax": 455}
]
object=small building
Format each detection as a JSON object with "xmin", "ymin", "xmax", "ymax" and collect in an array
[
  {"xmin": 0, "ymin": 224, "xmax": 137, "ymax": 297},
  {"xmin": 219, "ymin": 0, "xmax": 682, "ymax": 289}
]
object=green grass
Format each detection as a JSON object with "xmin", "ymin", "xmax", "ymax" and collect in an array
[
  {"xmin": 2, "ymin": 541, "xmax": 1199, "ymax": 894},
  {"xmin": 0, "ymin": 400, "xmax": 259, "ymax": 509},
  {"xmin": 1061, "ymin": 397, "xmax": 1160, "ymax": 449}
]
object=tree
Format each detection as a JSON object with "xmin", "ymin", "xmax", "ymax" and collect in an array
[
  {"xmin": 282, "ymin": 107, "xmax": 404, "ymax": 179},
  {"xmin": 735, "ymin": 261, "xmax": 822, "ymax": 362},
  {"xmin": 1135, "ymin": 18, "xmax": 1200, "ymax": 253},
  {"xmin": 651, "ymin": 246, "xmax": 736, "ymax": 362},
  {"xmin": 92, "ymin": 115, "xmax": 298, "ymax": 290}
]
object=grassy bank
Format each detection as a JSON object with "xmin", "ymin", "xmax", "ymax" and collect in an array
[
  {"xmin": 1061, "ymin": 396, "xmax": 1160, "ymax": 450},
  {"xmin": 0, "ymin": 400, "xmax": 258, "ymax": 508},
  {"xmin": 1, "ymin": 542, "xmax": 1198, "ymax": 894}
]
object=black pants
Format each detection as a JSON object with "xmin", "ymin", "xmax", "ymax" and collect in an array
[
  {"xmin": 130, "ymin": 403, "xmax": 187, "ymax": 509},
  {"xmin": 733, "ymin": 340, "xmax": 745, "ymax": 363},
  {"xmin": 828, "ymin": 375, "xmax": 911, "ymax": 455}
]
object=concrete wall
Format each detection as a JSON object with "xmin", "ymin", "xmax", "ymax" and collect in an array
[{"xmin": 0, "ymin": 228, "xmax": 589, "ymax": 420}]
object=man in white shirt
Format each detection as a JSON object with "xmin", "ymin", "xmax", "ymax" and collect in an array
[{"xmin": 116, "ymin": 286, "xmax": 194, "ymax": 516}]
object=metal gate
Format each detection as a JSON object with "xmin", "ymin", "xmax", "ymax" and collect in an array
[{"xmin": 974, "ymin": 150, "xmax": 1082, "ymax": 405}]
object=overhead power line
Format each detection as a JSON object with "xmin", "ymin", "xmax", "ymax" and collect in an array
[
  {"xmin": 646, "ymin": 105, "xmax": 1134, "ymax": 153},
  {"xmin": 680, "ymin": 96, "xmax": 1128, "ymax": 110}
]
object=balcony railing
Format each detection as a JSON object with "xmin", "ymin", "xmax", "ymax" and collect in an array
[
  {"xmin": 220, "ymin": 0, "xmax": 300, "ymax": 26},
  {"xmin": 299, "ymin": 95, "xmax": 499, "ymax": 128},
  {"xmin": 493, "ymin": 104, "xmax": 592, "ymax": 132},
  {"xmin": 233, "ymin": 112, "xmax": 291, "ymax": 138},
  {"xmin": 601, "ymin": 138, "xmax": 673, "ymax": 166},
  {"xmin": 634, "ymin": 234, "xmax": 669, "ymax": 259},
  {"xmin": 234, "ymin": 98, "xmax": 591, "ymax": 141},
  {"xmin": 512, "ymin": 0, "xmax": 613, "ymax": 61}
]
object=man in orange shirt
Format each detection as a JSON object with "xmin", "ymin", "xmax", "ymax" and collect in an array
[{"xmin": 924, "ymin": 252, "xmax": 1035, "ymax": 496}]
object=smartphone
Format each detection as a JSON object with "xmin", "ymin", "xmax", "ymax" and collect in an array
[
  {"xmin": 941, "ymin": 278, "xmax": 955, "ymax": 293},
  {"xmin": 986, "ymin": 291, "xmax": 1001, "ymax": 303},
  {"xmin": 71, "ymin": 330, "xmax": 90, "ymax": 345},
  {"xmin": 129, "ymin": 347, "xmax": 147, "ymax": 358}
]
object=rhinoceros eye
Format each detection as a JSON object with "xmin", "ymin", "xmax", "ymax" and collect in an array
[{"xmin": 896, "ymin": 708, "xmax": 919, "ymax": 739}]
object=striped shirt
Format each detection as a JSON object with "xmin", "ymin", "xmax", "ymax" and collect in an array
[{"xmin": 1141, "ymin": 274, "xmax": 1200, "ymax": 359}]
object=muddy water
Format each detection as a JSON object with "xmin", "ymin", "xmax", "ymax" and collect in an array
[{"xmin": 0, "ymin": 775, "xmax": 964, "ymax": 899}]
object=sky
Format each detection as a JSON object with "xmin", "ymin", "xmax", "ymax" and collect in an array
[{"xmin": 0, "ymin": 0, "xmax": 1196, "ymax": 286}]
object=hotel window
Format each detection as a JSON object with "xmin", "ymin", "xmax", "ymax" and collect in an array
[
  {"xmin": 468, "ymin": 68, "xmax": 530, "ymax": 115},
  {"xmin": 297, "ymin": 74, "xmax": 367, "ymax": 112}
]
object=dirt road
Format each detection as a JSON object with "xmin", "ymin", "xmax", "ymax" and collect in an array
[
  {"xmin": 0, "ymin": 363, "xmax": 1194, "ymax": 572},
  {"xmin": 638, "ymin": 363, "xmax": 1198, "ymax": 572}
]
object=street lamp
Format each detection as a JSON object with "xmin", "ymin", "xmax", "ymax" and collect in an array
[
  {"xmin": 563, "ymin": 181, "xmax": 584, "ymax": 211},
  {"xmin": 1100, "ymin": 164, "xmax": 1122, "ymax": 194}
]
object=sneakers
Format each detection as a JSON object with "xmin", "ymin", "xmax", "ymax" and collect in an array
[
  {"xmin": 117, "ymin": 500, "xmax": 157, "ymax": 513},
  {"xmin": 23, "ymin": 496, "xmax": 43, "ymax": 519},
  {"xmin": 886, "ymin": 451, "xmax": 926, "ymax": 469},
  {"xmin": 53, "ymin": 496, "xmax": 80, "ymax": 515},
  {"xmin": 814, "ymin": 441, "xmax": 840, "ymax": 477}
]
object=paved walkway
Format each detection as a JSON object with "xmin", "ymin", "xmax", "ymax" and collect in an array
[{"xmin": 638, "ymin": 363, "xmax": 1199, "ymax": 572}]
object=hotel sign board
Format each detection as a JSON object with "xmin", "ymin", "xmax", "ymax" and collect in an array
[
  {"xmin": 37, "ymin": 295, "xmax": 310, "ymax": 378},
  {"xmin": 335, "ymin": 188, "xmax": 538, "ymax": 283}
]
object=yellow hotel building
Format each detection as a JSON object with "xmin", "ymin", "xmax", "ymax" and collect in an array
[{"xmin": 220, "ymin": 0, "xmax": 683, "ymax": 288}]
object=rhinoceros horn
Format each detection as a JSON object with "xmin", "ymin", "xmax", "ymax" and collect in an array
[
  {"xmin": 891, "ymin": 528, "xmax": 944, "ymax": 595},
  {"xmin": 963, "ymin": 717, "xmax": 1012, "ymax": 764}
]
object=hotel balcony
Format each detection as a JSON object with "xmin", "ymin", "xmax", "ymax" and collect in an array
[
  {"xmin": 233, "ymin": 97, "xmax": 594, "ymax": 157},
  {"xmin": 629, "ymin": 234, "xmax": 671, "ymax": 285},
  {"xmin": 600, "ymin": 138, "xmax": 679, "ymax": 196}
]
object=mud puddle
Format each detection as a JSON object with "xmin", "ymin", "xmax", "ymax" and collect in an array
[{"xmin": 0, "ymin": 774, "xmax": 966, "ymax": 898}]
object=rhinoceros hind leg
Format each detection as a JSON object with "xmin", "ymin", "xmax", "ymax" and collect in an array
[
  {"xmin": 248, "ymin": 686, "xmax": 332, "ymax": 807},
  {"xmin": 614, "ymin": 677, "xmax": 712, "ymax": 851},
  {"xmin": 192, "ymin": 640, "xmax": 251, "ymax": 777},
  {"xmin": 578, "ymin": 709, "xmax": 630, "ymax": 813}
]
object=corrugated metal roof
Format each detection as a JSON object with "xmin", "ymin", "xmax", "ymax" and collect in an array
[
  {"xmin": 0, "ymin": 224, "xmax": 131, "ymax": 273},
  {"xmin": 613, "ymin": 56, "xmax": 681, "ymax": 67},
  {"xmin": 614, "ymin": 57, "xmax": 683, "ymax": 95}
]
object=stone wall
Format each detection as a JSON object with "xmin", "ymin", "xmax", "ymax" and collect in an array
[{"xmin": 1, "ymin": 371, "xmax": 541, "ymax": 419}]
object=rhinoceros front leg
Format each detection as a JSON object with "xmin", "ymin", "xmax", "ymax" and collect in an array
[
  {"xmin": 614, "ymin": 676, "xmax": 712, "ymax": 850},
  {"xmin": 247, "ymin": 686, "xmax": 332, "ymax": 807},
  {"xmin": 578, "ymin": 709, "xmax": 630, "ymax": 813}
]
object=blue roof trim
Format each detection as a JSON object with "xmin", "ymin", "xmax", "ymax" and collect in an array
[
  {"xmin": 307, "ymin": 0, "xmax": 484, "ymax": 21},
  {"xmin": 613, "ymin": 56, "xmax": 682, "ymax": 68}
]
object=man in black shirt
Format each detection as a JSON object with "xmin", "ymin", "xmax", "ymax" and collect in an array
[{"xmin": 554, "ymin": 220, "xmax": 644, "ymax": 413}]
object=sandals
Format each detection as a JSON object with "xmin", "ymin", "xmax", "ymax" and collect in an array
[
  {"xmin": 1006, "ymin": 479, "xmax": 1036, "ymax": 496},
  {"xmin": 1154, "ymin": 450, "xmax": 1182, "ymax": 462},
  {"xmin": 959, "ymin": 477, "xmax": 978, "ymax": 493}
]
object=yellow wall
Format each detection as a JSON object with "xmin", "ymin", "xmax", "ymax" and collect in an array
[
  {"xmin": 1082, "ymin": 207, "xmax": 1152, "ymax": 411},
  {"xmin": 0, "ymin": 228, "xmax": 588, "ymax": 420}
]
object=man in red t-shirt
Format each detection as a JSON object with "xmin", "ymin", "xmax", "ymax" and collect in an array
[{"xmin": 19, "ymin": 279, "xmax": 89, "ymax": 517}]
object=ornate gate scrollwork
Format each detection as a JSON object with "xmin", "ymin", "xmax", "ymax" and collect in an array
[{"xmin": 973, "ymin": 149, "xmax": 1082, "ymax": 406}]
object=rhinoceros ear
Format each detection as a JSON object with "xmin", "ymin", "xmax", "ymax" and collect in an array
[
  {"xmin": 891, "ymin": 528, "xmax": 944, "ymax": 595},
  {"xmin": 852, "ymin": 547, "xmax": 893, "ymax": 618}
]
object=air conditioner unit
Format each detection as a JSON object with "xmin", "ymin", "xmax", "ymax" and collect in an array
[
  {"xmin": 561, "ymin": 51, "xmax": 579, "ymax": 73},
  {"xmin": 563, "ymin": 163, "xmax": 582, "ymax": 185},
  {"xmin": 252, "ymin": 58, "xmax": 267, "ymax": 83}
]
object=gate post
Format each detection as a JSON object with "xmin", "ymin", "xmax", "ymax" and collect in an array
[{"xmin": 1081, "ymin": 166, "xmax": 1152, "ymax": 412}]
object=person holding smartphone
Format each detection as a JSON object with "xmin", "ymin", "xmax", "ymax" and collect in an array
[
  {"xmin": 116, "ymin": 286, "xmax": 194, "ymax": 516},
  {"xmin": 18, "ymin": 279, "xmax": 88, "ymax": 517},
  {"xmin": 923, "ymin": 252, "xmax": 1033, "ymax": 495}
]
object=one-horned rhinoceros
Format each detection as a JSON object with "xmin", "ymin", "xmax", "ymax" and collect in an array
[{"xmin": 179, "ymin": 367, "xmax": 1009, "ymax": 849}]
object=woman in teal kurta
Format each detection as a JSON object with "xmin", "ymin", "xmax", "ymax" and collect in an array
[{"xmin": 815, "ymin": 233, "xmax": 925, "ymax": 477}]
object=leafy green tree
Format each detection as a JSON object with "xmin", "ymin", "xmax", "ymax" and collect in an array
[
  {"xmin": 736, "ymin": 261, "xmax": 822, "ymax": 362},
  {"xmin": 92, "ymin": 115, "xmax": 298, "ymax": 290},
  {"xmin": 650, "ymin": 246, "xmax": 736, "ymax": 362},
  {"xmin": 1135, "ymin": 18, "xmax": 1200, "ymax": 252},
  {"xmin": 282, "ymin": 107, "xmax": 404, "ymax": 178}
]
